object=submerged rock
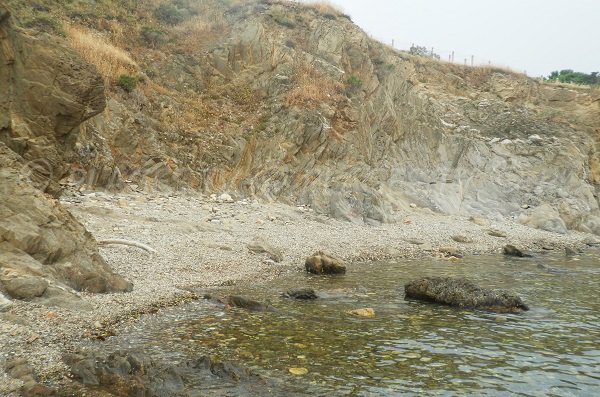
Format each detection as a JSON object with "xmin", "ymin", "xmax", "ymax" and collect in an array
[
  {"xmin": 404, "ymin": 277, "xmax": 529, "ymax": 312},
  {"xmin": 348, "ymin": 308, "xmax": 375, "ymax": 318},
  {"xmin": 503, "ymin": 244, "xmax": 532, "ymax": 258},
  {"xmin": 65, "ymin": 350, "xmax": 271, "ymax": 396},
  {"xmin": 225, "ymin": 295, "xmax": 276, "ymax": 312},
  {"xmin": 564, "ymin": 246, "xmax": 578, "ymax": 256},
  {"xmin": 305, "ymin": 251, "xmax": 346, "ymax": 275},
  {"xmin": 282, "ymin": 288, "xmax": 318, "ymax": 300}
]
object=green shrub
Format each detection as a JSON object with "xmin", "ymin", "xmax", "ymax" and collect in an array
[
  {"xmin": 346, "ymin": 75, "xmax": 363, "ymax": 89},
  {"xmin": 117, "ymin": 74, "xmax": 138, "ymax": 92},
  {"xmin": 154, "ymin": 4, "xmax": 187, "ymax": 25},
  {"xmin": 140, "ymin": 26, "xmax": 167, "ymax": 47}
]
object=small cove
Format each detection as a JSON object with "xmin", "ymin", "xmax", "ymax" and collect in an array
[{"xmin": 86, "ymin": 252, "xmax": 600, "ymax": 396}]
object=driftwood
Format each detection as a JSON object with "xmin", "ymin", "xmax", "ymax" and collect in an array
[{"xmin": 97, "ymin": 239, "xmax": 157, "ymax": 254}]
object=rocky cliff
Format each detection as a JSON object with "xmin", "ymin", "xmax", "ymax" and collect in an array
[
  {"xmin": 4, "ymin": 0, "xmax": 600, "ymax": 235},
  {"xmin": 0, "ymin": 3, "xmax": 131, "ymax": 308}
]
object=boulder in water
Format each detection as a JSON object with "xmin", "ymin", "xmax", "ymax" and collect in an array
[
  {"xmin": 503, "ymin": 244, "xmax": 532, "ymax": 258},
  {"xmin": 282, "ymin": 288, "xmax": 318, "ymax": 300},
  {"xmin": 404, "ymin": 276, "xmax": 529, "ymax": 312},
  {"xmin": 225, "ymin": 295, "xmax": 276, "ymax": 312}
]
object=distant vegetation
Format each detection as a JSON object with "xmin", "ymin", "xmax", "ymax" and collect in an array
[
  {"xmin": 547, "ymin": 70, "xmax": 599, "ymax": 85},
  {"xmin": 409, "ymin": 44, "xmax": 440, "ymax": 60}
]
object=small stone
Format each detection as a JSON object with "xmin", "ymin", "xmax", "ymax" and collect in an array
[
  {"xmin": 438, "ymin": 246, "xmax": 462, "ymax": 257},
  {"xmin": 0, "ymin": 292, "xmax": 12, "ymax": 312},
  {"xmin": 288, "ymin": 367, "xmax": 308, "ymax": 375},
  {"xmin": 26, "ymin": 334, "xmax": 39, "ymax": 344},
  {"xmin": 564, "ymin": 247, "xmax": 578, "ymax": 256},
  {"xmin": 409, "ymin": 203, "xmax": 417, "ymax": 208},
  {"xmin": 348, "ymin": 308, "xmax": 375, "ymax": 318},
  {"xmin": 218, "ymin": 193, "xmax": 233, "ymax": 203},
  {"xmin": 529, "ymin": 134, "xmax": 543, "ymax": 144},
  {"xmin": 451, "ymin": 235, "xmax": 472, "ymax": 243},
  {"xmin": 469, "ymin": 216, "xmax": 489, "ymax": 227},
  {"xmin": 488, "ymin": 230, "xmax": 507, "ymax": 238}
]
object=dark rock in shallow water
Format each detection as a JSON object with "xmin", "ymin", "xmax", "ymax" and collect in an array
[
  {"xmin": 282, "ymin": 288, "xmax": 318, "ymax": 300},
  {"xmin": 503, "ymin": 244, "xmax": 532, "ymax": 258},
  {"xmin": 305, "ymin": 251, "xmax": 346, "ymax": 275},
  {"xmin": 65, "ymin": 351, "xmax": 185, "ymax": 396},
  {"xmin": 404, "ymin": 277, "xmax": 529, "ymax": 312},
  {"xmin": 225, "ymin": 295, "xmax": 276, "ymax": 312},
  {"xmin": 64, "ymin": 349, "xmax": 289, "ymax": 396},
  {"xmin": 564, "ymin": 246, "xmax": 578, "ymax": 256}
]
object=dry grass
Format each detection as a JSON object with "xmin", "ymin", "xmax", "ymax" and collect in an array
[
  {"xmin": 170, "ymin": 14, "xmax": 228, "ymax": 52},
  {"xmin": 65, "ymin": 24, "xmax": 137, "ymax": 87},
  {"xmin": 300, "ymin": 1, "xmax": 345, "ymax": 17},
  {"xmin": 284, "ymin": 62, "xmax": 343, "ymax": 108}
]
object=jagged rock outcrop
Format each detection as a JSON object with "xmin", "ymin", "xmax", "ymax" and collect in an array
[
  {"xmin": 200, "ymin": 6, "xmax": 600, "ymax": 230},
  {"xmin": 0, "ymin": 4, "xmax": 131, "ymax": 308}
]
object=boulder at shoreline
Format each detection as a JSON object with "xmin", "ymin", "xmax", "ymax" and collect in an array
[
  {"xmin": 305, "ymin": 251, "xmax": 346, "ymax": 275},
  {"xmin": 404, "ymin": 277, "xmax": 529, "ymax": 312}
]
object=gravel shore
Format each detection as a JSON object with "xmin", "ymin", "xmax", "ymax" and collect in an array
[{"xmin": 0, "ymin": 191, "xmax": 596, "ymax": 394}]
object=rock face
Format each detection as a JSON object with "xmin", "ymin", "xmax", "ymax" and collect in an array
[
  {"xmin": 4, "ymin": 1, "xmax": 600, "ymax": 235},
  {"xmin": 404, "ymin": 277, "xmax": 529, "ymax": 312},
  {"xmin": 305, "ymin": 251, "xmax": 346, "ymax": 275},
  {"xmin": 0, "ymin": 4, "xmax": 131, "ymax": 307},
  {"xmin": 183, "ymin": 2, "xmax": 600, "ymax": 230}
]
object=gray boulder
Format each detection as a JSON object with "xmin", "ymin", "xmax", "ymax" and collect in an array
[
  {"xmin": 404, "ymin": 277, "xmax": 529, "ymax": 312},
  {"xmin": 247, "ymin": 237, "xmax": 283, "ymax": 262}
]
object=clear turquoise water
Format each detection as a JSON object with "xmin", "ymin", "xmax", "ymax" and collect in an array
[{"xmin": 110, "ymin": 252, "xmax": 600, "ymax": 396}]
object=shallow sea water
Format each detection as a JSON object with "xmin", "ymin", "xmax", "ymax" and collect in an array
[{"xmin": 106, "ymin": 251, "xmax": 600, "ymax": 396}]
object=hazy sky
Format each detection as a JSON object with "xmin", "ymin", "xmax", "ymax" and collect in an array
[{"xmin": 323, "ymin": 0, "xmax": 599, "ymax": 77}]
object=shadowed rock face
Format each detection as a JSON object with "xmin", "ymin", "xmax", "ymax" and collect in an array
[
  {"xmin": 404, "ymin": 277, "xmax": 529, "ymax": 312},
  {"xmin": 0, "ymin": 4, "xmax": 131, "ymax": 308}
]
